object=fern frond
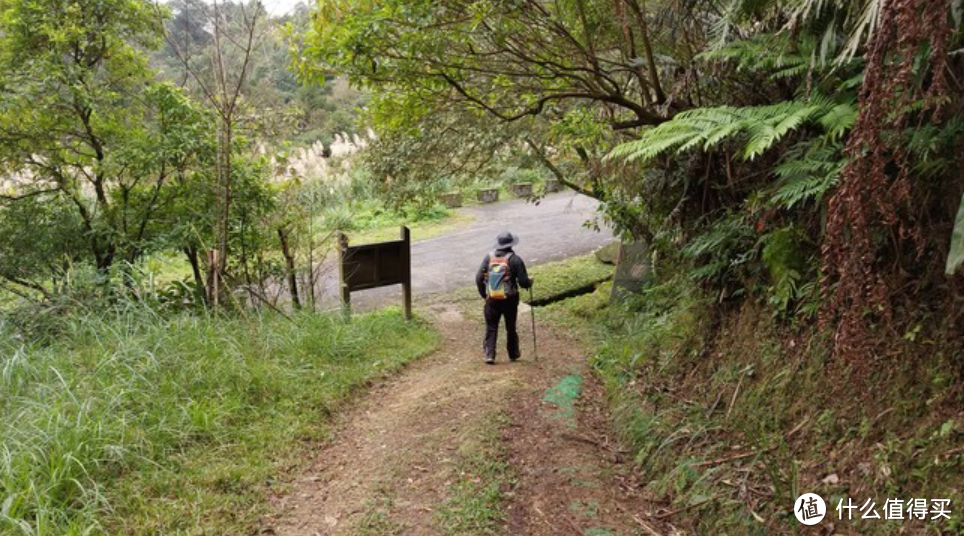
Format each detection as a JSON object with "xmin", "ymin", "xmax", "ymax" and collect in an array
[
  {"xmin": 707, "ymin": 0, "xmax": 742, "ymax": 50},
  {"xmin": 607, "ymin": 131, "xmax": 699, "ymax": 162},
  {"xmin": 817, "ymin": 103, "xmax": 857, "ymax": 140},
  {"xmin": 787, "ymin": 0, "xmax": 884, "ymax": 65},
  {"xmin": 682, "ymin": 212, "xmax": 757, "ymax": 284},
  {"xmin": 771, "ymin": 174, "xmax": 838, "ymax": 209},
  {"xmin": 608, "ymin": 97, "xmax": 849, "ymax": 165},
  {"xmin": 770, "ymin": 144, "xmax": 844, "ymax": 209},
  {"xmin": 700, "ymin": 34, "xmax": 812, "ymax": 82}
]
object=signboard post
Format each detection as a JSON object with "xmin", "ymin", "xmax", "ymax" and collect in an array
[
  {"xmin": 338, "ymin": 233, "xmax": 351, "ymax": 317},
  {"xmin": 338, "ymin": 226, "xmax": 413, "ymax": 321},
  {"xmin": 401, "ymin": 227, "xmax": 412, "ymax": 320}
]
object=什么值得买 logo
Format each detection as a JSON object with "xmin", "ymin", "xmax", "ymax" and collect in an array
[{"xmin": 794, "ymin": 493, "xmax": 951, "ymax": 524}]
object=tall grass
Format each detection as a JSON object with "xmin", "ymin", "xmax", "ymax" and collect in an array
[{"xmin": 0, "ymin": 304, "xmax": 438, "ymax": 535}]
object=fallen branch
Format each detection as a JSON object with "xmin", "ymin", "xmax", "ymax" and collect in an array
[
  {"xmin": 787, "ymin": 415, "xmax": 810, "ymax": 437},
  {"xmin": 705, "ymin": 390, "xmax": 724, "ymax": 419},
  {"xmin": 725, "ymin": 373, "xmax": 745, "ymax": 420},
  {"xmin": 562, "ymin": 513, "xmax": 584, "ymax": 535},
  {"xmin": 692, "ymin": 447, "xmax": 776, "ymax": 468},
  {"xmin": 720, "ymin": 478, "xmax": 773, "ymax": 499},
  {"xmin": 242, "ymin": 285, "xmax": 293, "ymax": 321},
  {"xmin": 944, "ymin": 446, "xmax": 964, "ymax": 457},
  {"xmin": 632, "ymin": 514, "xmax": 665, "ymax": 536},
  {"xmin": 560, "ymin": 432, "xmax": 602, "ymax": 448},
  {"xmin": 654, "ymin": 496, "xmax": 718, "ymax": 520},
  {"xmin": 614, "ymin": 502, "xmax": 665, "ymax": 536}
]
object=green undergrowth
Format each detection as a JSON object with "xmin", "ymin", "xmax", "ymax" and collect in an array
[
  {"xmin": 0, "ymin": 305, "xmax": 439, "ymax": 535},
  {"xmin": 345, "ymin": 204, "xmax": 474, "ymax": 246},
  {"xmin": 317, "ymin": 198, "xmax": 450, "ymax": 237},
  {"xmin": 545, "ymin": 278, "xmax": 964, "ymax": 534},
  {"xmin": 436, "ymin": 412, "xmax": 512, "ymax": 536},
  {"xmin": 539, "ymin": 280, "xmax": 613, "ymax": 333}
]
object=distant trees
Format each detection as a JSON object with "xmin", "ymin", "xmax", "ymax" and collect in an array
[
  {"xmin": 0, "ymin": 0, "xmax": 214, "ymax": 295},
  {"xmin": 157, "ymin": 0, "xmax": 268, "ymax": 303},
  {"xmin": 0, "ymin": 0, "xmax": 370, "ymax": 307}
]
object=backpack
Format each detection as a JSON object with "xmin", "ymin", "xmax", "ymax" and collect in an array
[{"xmin": 486, "ymin": 251, "xmax": 514, "ymax": 300}]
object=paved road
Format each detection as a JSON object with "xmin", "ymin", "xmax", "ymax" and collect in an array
[{"xmin": 325, "ymin": 192, "xmax": 614, "ymax": 310}]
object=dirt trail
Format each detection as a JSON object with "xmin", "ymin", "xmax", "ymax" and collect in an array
[{"xmin": 264, "ymin": 300, "xmax": 650, "ymax": 536}]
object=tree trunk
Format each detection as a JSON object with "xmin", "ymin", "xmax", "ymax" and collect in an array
[
  {"xmin": 218, "ymin": 118, "xmax": 232, "ymax": 277},
  {"xmin": 278, "ymin": 227, "xmax": 300, "ymax": 309},
  {"xmin": 207, "ymin": 116, "xmax": 233, "ymax": 306},
  {"xmin": 184, "ymin": 245, "xmax": 207, "ymax": 305}
]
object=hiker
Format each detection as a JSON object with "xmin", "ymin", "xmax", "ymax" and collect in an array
[{"xmin": 476, "ymin": 231, "xmax": 533, "ymax": 364}]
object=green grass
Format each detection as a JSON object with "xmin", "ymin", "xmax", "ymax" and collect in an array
[
  {"xmin": 320, "ymin": 200, "xmax": 449, "ymax": 238},
  {"xmin": 539, "ymin": 281, "xmax": 613, "ymax": 332},
  {"xmin": 0, "ymin": 305, "xmax": 439, "ymax": 535},
  {"xmin": 527, "ymin": 254, "xmax": 614, "ymax": 305},
  {"xmin": 353, "ymin": 497, "xmax": 406, "ymax": 536},
  {"xmin": 435, "ymin": 413, "xmax": 511, "ymax": 536},
  {"xmin": 349, "ymin": 210, "xmax": 474, "ymax": 245}
]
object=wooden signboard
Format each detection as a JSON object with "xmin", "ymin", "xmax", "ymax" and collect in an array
[{"xmin": 338, "ymin": 226, "xmax": 412, "ymax": 320}]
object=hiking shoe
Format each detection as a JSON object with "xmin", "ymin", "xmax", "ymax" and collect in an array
[
  {"xmin": 485, "ymin": 356, "xmax": 495, "ymax": 365},
  {"xmin": 509, "ymin": 355, "xmax": 520, "ymax": 362}
]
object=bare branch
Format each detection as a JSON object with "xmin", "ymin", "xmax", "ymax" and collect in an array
[{"xmin": 0, "ymin": 188, "xmax": 61, "ymax": 202}]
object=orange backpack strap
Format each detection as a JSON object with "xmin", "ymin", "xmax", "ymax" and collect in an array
[{"xmin": 492, "ymin": 251, "xmax": 512, "ymax": 270}]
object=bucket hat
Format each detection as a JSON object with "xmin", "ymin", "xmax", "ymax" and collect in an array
[{"xmin": 493, "ymin": 231, "xmax": 519, "ymax": 250}]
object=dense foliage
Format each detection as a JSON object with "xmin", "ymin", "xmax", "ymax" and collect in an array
[
  {"xmin": 305, "ymin": 0, "xmax": 964, "ymax": 363},
  {"xmin": 0, "ymin": 0, "xmax": 211, "ymax": 277},
  {"xmin": 0, "ymin": 0, "xmax": 371, "ymax": 308},
  {"xmin": 0, "ymin": 4, "xmax": 449, "ymax": 532}
]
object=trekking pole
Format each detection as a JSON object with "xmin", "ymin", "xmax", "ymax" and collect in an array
[{"xmin": 529, "ymin": 283, "xmax": 538, "ymax": 361}]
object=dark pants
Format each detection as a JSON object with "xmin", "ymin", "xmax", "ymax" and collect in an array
[{"xmin": 484, "ymin": 296, "xmax": 520, "ymax": 360}]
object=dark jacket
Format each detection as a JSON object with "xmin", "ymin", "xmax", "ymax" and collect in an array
[{"xmin": 476, "ymin": 247, "xmax": 532, "ymax": 299}]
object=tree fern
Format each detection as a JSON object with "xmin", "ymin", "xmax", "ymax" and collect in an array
[
  {"xmin": 817, "ymin": 103, "xmax": 857, "ymax": 140},
  {"xmin": 707, "ymin": 0, "xmax": 743, "ymax": 50},
  {"xmin": 681, "ymin": 212, "xmax": 758, "ymax": 285},
  {"xmin": 700, "ymin": 34, "xmax": 811, "ymax": 81},
  {"xmin": 608, "ymin": 96, "xmax": 851, "ymax": 165}
]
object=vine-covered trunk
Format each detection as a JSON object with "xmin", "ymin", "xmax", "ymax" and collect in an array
[{"xmin": 820, "ymin": 0, "xmax": 953, "ymax": 364}]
